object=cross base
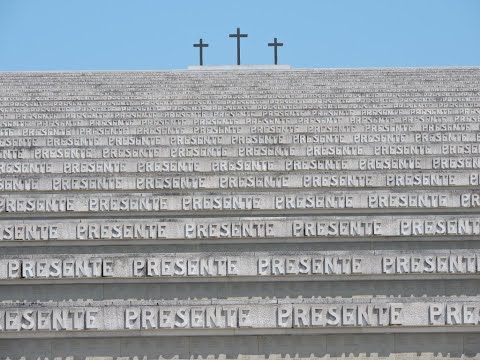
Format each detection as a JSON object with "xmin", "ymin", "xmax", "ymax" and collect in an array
[{"xmin": 187, "ymin": 64, "xmax": 291, "ymax": 71}]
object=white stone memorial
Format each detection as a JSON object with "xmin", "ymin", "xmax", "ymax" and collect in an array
[{"xmin": 0, "ymin": 67, "xmax": 479, "ymax": 359}]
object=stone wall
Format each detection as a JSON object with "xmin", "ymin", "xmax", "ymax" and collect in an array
[{"xmin": 0, "ymin": 68, "xmax": 479, "ymax": 359}]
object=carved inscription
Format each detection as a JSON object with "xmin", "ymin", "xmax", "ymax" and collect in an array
[
  {"xmin": 1, "ymin": 298, "xmax": 480, "ymax": 332},
  {"xmin": 0, "ymin": 216, "xmax": 479, "ymax": 242},
  {"xmin": 2, "ymin": 251, "xmax": 479, "ymax": 280},
  {"xmin": 2, "ymin": 68, "xmax": 480, "ymax": 340}
]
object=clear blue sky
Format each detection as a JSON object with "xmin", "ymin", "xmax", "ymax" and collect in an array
[{"xmin": 0, "ymin": 0, "xmax": 479, "ymax": 71}]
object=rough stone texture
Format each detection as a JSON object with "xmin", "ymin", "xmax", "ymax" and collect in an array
[{"xmin": 0, "ymin": 67, "xmax": 479, "ymax": 358}]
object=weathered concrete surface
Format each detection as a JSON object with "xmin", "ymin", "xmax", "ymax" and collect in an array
[
  {"xmin": 1, "ymin": 250, "xmax": 479, "ymax": 280},
  {"xmin": 1, "ymin": 67, "xmax": 480, "ymax": 358},
  {"xmin": 1, "ymin": 297, "xmax": 480, "ymax": 336},
  {"xmin": 1, "ymin": 334, "xmax": 479, "ymax": 360}
]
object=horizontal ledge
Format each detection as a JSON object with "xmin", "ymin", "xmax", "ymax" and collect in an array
[
  {"xmin": 1, "ymin": 208, "xmax": 480, "ymax": 221},
  {"xmin": 4, "ymin": 185, "xmax": 480, "ymax": 195},
  {"xmin": 1, "ymin": 326, "xmax": 480, "ymax": 339},
  {"xmin": 1, "ymin": 274, "xmax": 480, "ymax": 285},
  {"xmin": 187, "ymin": 65, "xmax": 292, "ymax": 71},
  {"xmin": 2, "ymin": 236, "xmax": 480, "ymax": 247},
  {"xmin": 2, "ymin": 66, "xmax": 478, "ymax": 74}
]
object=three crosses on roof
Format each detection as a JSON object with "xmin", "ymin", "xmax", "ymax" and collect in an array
[{"xmin": 193, "ymin": 28, "xmax": 284, "ymax": 66}]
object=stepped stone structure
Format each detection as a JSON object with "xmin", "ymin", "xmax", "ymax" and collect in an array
[{"xmin": 0, "ymin": 67, "xmax": 479, "ymax": 359}]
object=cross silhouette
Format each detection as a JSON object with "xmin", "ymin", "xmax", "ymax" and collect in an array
[
  {"xmin": 193, "ymin": 38, "xmax": 209, "ymax": 66},
  {"xmin": 268, "ymin": 38, "xmax": 284, "ymax": 65},
  {"xmin": 229, "ymin": 28, "xmax": 248, "ymax": 65}
]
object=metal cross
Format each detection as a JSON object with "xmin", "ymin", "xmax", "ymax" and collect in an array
[
  {"xmin": 268, "ymin": 37, "xmax": 284, "ymax": 65},
  {"xmin": 229, "ymin": 27, "xmax": 248, "ymax": 65},
  {"xmin": 193, "ymin": 38, "xmax": 209, "ymax": 66}
]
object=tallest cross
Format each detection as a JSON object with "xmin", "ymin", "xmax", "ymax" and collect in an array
[
  {"xmin": 229, "ymin": 27, "xmax": 248, "ymax": 65},
  {"xmin": 268, "ymin": 38, "xmax": 284, "ymax": 65}
]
